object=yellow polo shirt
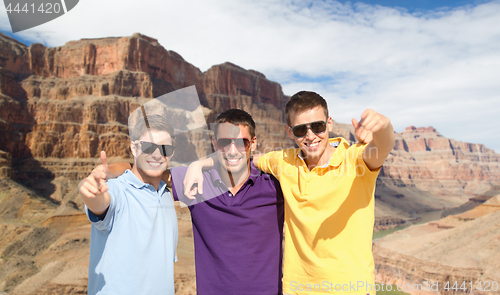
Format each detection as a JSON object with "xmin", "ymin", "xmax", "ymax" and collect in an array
[{"xmin": 257, "ymin": 138, "xmax": 380, "ymax": 295}]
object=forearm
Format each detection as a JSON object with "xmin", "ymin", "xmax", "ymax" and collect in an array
[
  {"xmin": 81, "ymin": 192, "xmax": 111, "ymax": 215},
  {"xmin": 252, "ymin": 153, "xmax": 262, "ymax": 168},
  {"xmin": 363, "ymin": 121, "xmax": 395, "ymax": 170},
  {"xmin": 193, "ymin": 157, "xmax": 215, "ymax": 170},
  {"xmin": 371, "ymin": 121, "xmax": 395, "ymax": 156}
]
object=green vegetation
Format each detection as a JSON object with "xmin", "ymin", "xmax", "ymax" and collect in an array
[{"xmin": 0, "ymin": 190, "xmax": 9, "ymax": 202}]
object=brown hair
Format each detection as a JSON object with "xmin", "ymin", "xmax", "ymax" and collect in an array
[
  {"xmin": 130, "ymin": 114, "xmax": 175, "ymax": 145},
  {"xmin": 285, "ymin": 91, "xmax": 328, "ymax": 126},
  {"xmin": 213, "ymin": 109, "xmax": 256, "ymax": 138}
]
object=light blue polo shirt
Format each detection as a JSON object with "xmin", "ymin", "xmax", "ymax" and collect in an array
[{"xmin": 86, "ymin": 169, "xmax": 178, "ymax": 295}]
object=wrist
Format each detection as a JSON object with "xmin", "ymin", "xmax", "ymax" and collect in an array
[{"xmin": 200, "ymin": 157, "xmax": 214, "ymax": 169}]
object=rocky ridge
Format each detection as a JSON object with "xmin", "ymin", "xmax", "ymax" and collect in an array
[
  {"xmin": 0, "ymin": 32, "xmax": 290, "ymax": 294},
  {"xmin": 1, "ymin": 32, "xmax": 500, "ymax": 294},
  {"xmin": 374, "ymin": 126, "xmax": 500, "ymax": 228},
  {"xmin": 374, "ymin": 192, "xmax": 500, "ymax": 294}
]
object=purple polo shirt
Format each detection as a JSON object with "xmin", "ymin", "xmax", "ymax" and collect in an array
[{"xmin": 171, "ymin": 162, "xmax": 284, "ymax": 295}]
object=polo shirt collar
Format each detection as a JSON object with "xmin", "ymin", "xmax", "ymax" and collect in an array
[
  {"xmin": 327, "ymin": 137, "xmax": 349, "ymax": 167},
  {"xmin": 296, "ymin": 137, "xmax": 347, "ymax": 168},
  {"xmin": 247, "ymin": 160, "xmax": 261, "ymax": 184},
  {"xmin": 122, "ymin": 169, "xmax": 166, "ymax": 192}
]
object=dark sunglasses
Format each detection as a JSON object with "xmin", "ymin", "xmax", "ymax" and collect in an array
[
  {"xmin": 290, "ymin": 120, "xmax": 327, "ymax": 138},
  {"xmin": 216, "ymin": 138, "xmax": 251, "ymax": 152},
  {"xmin": 138, "ymin": 141, "xmax": 175, "ymax": 157}
]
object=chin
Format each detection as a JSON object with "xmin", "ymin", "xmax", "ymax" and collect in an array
[
  {"xmin": 301, "ymin": 146, "xmax": 325, "ymax": 158},
  {"xmin": 142, "ymin": 167, "xmax": 166, "ymax": 177},
  {"xmin": 224, "ymin": 164, "xmax": 246, "ymax": 175}
]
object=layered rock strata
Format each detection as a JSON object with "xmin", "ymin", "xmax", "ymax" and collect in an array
[
  {"xmin": 375, "ymin": 126, "xmax": 500, "ymax": 228},
  {"xmin": 2, "ymin": 32, "xmax": 500, "ymax": 294},
  {"xmin": 0, "ymin": 32, "xmax": 291, "ymax": 185},
  {"xmin": 0, "ymin": 32, "xmax": 291, "ymax": 294},
  {"xmin": 374, "ymin": 194, "xmax": 500, "ymax": 295}
]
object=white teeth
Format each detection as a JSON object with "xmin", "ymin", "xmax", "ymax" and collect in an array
[
  {"xmin": 226, "ymin": 158, "xmax": 241, "ymax": 164},
  {"xmin": 148, "ymin": 162, "xmax": 162, "ymax": 168}
]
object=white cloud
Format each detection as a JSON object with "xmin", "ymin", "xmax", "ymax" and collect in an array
[{"xmin": 1, "ymin": 0, "xmax": 500, "ymax": 151}]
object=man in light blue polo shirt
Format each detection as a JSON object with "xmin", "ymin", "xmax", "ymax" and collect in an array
[{"xmin": 79, "ymin": 114, "xmax": 178, "ymax": 295}]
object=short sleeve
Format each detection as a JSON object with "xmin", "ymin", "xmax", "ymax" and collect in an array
[
  {"xmin": 256, "ymin": 151, "xmax": 282, "ymax": 178},
  {"xmin": 170, "ymin": 166, "xmax": 190, "ymax": 204},
  {"xmin": 351, "ymin": 143, "xmax": 381, "ymax": 178}
]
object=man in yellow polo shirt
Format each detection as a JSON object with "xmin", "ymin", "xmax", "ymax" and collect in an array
[
  {"xmin": 184, "ymin": 91, "xmax": 395, "ymax": 295},
  {"xmin": 257, "ymin": 91, "xmax": 395, "ymax": 295}
]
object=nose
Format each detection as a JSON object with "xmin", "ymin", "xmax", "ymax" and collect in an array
[
  {"xmin": 225, "ymin": 142, "xmax": 240, "ymax": 155},
  {"xmin": 304, "ymin": 127, "xmax": 316, "ymax": 140},
  {"xmin": 151, "ymin": 147, "xmax": 163, "ymax": 158}
]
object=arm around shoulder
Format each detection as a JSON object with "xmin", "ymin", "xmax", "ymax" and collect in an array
[{"xmin": 183, "ymin": 157, "xmax": 214, "ymax": 198}]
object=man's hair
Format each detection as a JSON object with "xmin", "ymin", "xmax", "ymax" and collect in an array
[
  {"xmin": 213, "ymin": 109, "xmax": 256, "ymax": 138},
  {"xmin": 285, "ymin": 91, "xmax": 329, "ymax": 126},
  {"xmin": 130, "ymin": 114, "xmax": 175, "ymax": 144}
]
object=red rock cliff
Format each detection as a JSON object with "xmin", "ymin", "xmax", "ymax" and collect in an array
[{"xmin": 0, "ymin": 32, "xmax": 292, "ymax": 183}]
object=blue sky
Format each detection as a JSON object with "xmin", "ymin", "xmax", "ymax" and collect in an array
[
  {"xmin": 1, "ymin": 0, "xmax": 500, "ymax": 152},
  {"xmin": 336, "ymin": 0, "xmax": 491, "ymax": 11}
]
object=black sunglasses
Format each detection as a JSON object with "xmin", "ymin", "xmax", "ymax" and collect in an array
[
  {"xmin": 216, "ymin": 138, "xmax": 251, "ymax": 152},
  {"xmin": 290, "ymin": 120, "xmax": 327, "ymax": 138},
  {"xmin": 138, "ymin": 141, "xmax": 175, "ymax": 157}
]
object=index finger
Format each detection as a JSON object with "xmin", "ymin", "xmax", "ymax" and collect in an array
[
  {"xmin": 185, "ymin": 186, "xmax": 197, "ymax": 200},
  {"xmin": 358, "ymin": 108, "xmax": 374, "ymax": 125},
  {"xmin": 183, "ymin": 178, "xmax": 197, "ymax": 197},
  {"xmin": 100, "ymin": 151, "xmax": 108, "ymax": 174},
  {"xmin": 351, "ymin": 118, "xmax": 360, "ymax": 130}
]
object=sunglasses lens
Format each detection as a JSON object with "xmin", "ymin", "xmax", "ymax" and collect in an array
[
  {"xmin": 291, "ymin": 121, "xmax": 327, "ymax": 137},
  {"xmin": 216, "ymin": 138, "xmax": 251, "ymax": 151},
  {"xmin": 292, "ymin": 125, "xmax": 308, "ymax": 137},
  {"xmin": 161, "ymin": 145, "xmax": 175, "ymax": 157},
  {"xmin": 311, "ymin": 121, "xmax": 327, "ymax": 134},
  {"xmin": 141, "ymin": 142, "xmax": 157, "ymax": 154},
  {"xmin": 233, "ymin": 138, "xmax": 250, "ymax": 151},
  {"xmin": 216, "ymin": 138, "xmax": 232, "ymax": 150},
  {"xmin": 140, "ymin": 142, "xmax": 174, "ymax": 157}
]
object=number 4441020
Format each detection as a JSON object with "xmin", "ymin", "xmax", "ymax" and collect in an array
[
  {"xmin": 6, "ymin": 2, "xmax": 63, "ymax": 14},
  {"xmin": 444, "ymin": 281, "xmax": 499, "ymax": 292}
]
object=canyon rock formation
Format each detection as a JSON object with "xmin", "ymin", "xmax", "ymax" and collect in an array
[
  {"xmin": 0, "ymin": 31, "xmax": 291, "ymax": 295},
  {"xmin": 1, "ymin": 32, "xmax": 500, "ymax": 294},
  {"xmin": 374, "ymin": 191, "xmax": 500, "ymax": 295},
  {"xmin": 374, "ymin": 126, "xmax": 500, "ymax": 228}
]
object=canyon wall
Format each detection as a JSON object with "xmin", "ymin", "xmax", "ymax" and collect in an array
[
  {"xmin": 374, "ymin": 126, "xmax": 500, "ymax": 227},
  {"xmin": 0, "ymin": 32, "xmax": 291, "ymax": 294},
  {"xmin": 1, "ymin": 32, "xmax": 500, "ymax": 294},
  {"xmin": 374, "ymin": 194, "xmax": 500, "ymax": 295}
]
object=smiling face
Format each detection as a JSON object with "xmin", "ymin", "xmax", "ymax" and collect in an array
[
  {"xmin": 131, "ymin": 129, "xmax": 173, "ymax": 179},
  {"xmin": 214, "ymin": 123, "xmax": 256, "ymax": 177},
  {"xmin": 287, "ymin": 106, "xmax": 334, "ymax": 168}
]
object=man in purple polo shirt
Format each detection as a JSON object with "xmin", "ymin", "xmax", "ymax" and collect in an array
[
  {"xmin": 108, "ymin": 109, "xmax": 284, "ymax": 294},
  {"xmin": 171, "ymin": 109, "xmax": 284, "ymax": 294}
]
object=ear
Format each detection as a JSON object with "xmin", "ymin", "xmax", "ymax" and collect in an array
[
  {"xmin": 286, "ymin": 125, "xmax": 295, "ymax": 140},
  {"xmin": 212, "ymin": 137, "xmax": 218, "ymax": 152},
  {"xmin": 250, "ymin": 136, "xmax": 257, "ymax": 152},
  {"xmin": 131, "ymin": 141, "xmax": 138, "ymax": 158},
  {"xmin": 327, "ymin": 117, "xmax": 333, "ymax": 132}
]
